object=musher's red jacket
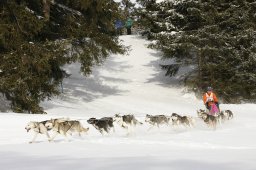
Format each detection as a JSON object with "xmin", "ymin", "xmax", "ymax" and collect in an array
[{"xmin": 203, "ymin": 92, "xmax": 218, "ymax": 107}]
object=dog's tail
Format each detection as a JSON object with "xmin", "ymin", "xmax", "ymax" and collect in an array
[{"xmin": 81, "ymin": 126, "xmax": 89, "ymax": 133}]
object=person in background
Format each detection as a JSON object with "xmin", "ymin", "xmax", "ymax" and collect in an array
[
  {"xmin": 125, "ymin": 18, "xmax": 133, "ymax": 35},
  {"xmin": 203, "ymin": 86, "xmax": 219, "ymax": 114},
  {"xmin": 115, "ymin": 19, "xmax": 123, "ymax": 35}
]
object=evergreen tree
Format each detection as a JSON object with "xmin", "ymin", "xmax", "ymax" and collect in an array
[
  {"xmin": 120, "ymin": 0, "xmax": 136, "ymax": 18},
  {"xmin": 0, "ymin": 0, "xmax": 126, "ymax": 113},
  {"xmin": 138, "ymin": 0, "xmax": 256, "ymax": 103}
]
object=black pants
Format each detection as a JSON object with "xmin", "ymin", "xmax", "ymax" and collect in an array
[
  {"xmin": 116, "ymin": 28, "xmax": 122, "ymax": 35},
  {"xmin": 127, "ymin": 27, "xmax": 131, "ymax": 35}
]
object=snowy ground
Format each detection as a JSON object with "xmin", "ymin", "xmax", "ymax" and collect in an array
[{"xmin": 0, "ymin": 35, "xmax": 256, "ymax": 170}]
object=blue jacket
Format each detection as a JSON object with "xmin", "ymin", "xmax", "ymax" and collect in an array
[{"xmin": 115, "ymin": 20, "xmax": 123, "ymax": 29}]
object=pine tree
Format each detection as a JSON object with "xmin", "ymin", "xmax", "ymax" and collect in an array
[
  {"xmin": 138, "ymin": 0, "xmax": 256, "ymax": 103},
  {"xmin": 120, "ymin": 0, "xmax": 136, "ymax": 18},
  {"xmin": 135, "ymin": 0, "xmax": 175, "ymax": 39},
  {"xmin": 0, "ymin": 0, "xmax": 126, "ymax": 113}
]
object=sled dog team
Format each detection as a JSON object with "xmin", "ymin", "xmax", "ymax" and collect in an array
[{"xmin": 25, "ymin": 110, "xmax": 233, "ymax": 143}]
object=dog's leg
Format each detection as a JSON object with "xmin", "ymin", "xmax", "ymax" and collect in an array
[
  {"xmin": 59, "ymin": 130, "xmax": 70, "ymax": 142},
  {"xmin": 104, "ymin": 127, "xmax": 109, "ymax": 135},
  {"xmin": 127, "ymin": 126, "xmax": 133, "ymax": 136},
  {"xmin": 228, "ymin": 113, "xmax": 233, "ymax": 120},
  {"xmin": 213, "ymin": 121, "xmax": 217, "ymax": 130},
  {"xmin": 126, "ymin": 124, "xmax": 133, "ymax": 136},
  {"xmin": 131, "ymin": 122, "xmax": 135, "ymax": 134},
  {"xmin": 49, "ymin": 131, "xmax": 59, "ymax": 142},
  {"xmin": 43, "ymin": 132, "xmax": 51, "ymax": 142},
  {"xmin": 185, "ymin": 121, "xmax": 190, "ymax": 128},
  {"xmin": 112, "ymin": 126, "xmax": 115, "ymax": 133},
  {"xmin": 67, "ymin": 130, "xmax": 73, "ymax": 136},
  {"xmin": 65, "ymin": 134, "xmax": 70, "ymax": 142},
  {"xmin": 99, "ymin": 129, "xmax": 104, "ymax": 136},
  {"xmin": 218, "ymin": 115, "xmax": 222, "ymax": 125},
  {"xmin": 29, "ymin": 132, "xmax": 38, "ymax": 144}
]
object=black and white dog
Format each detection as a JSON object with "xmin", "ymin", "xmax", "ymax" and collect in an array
[
  {"xmin": 87, "ymin": 117, "xmax": 114, "ymax": 135},
  {"xmin": 113, "ymin": 114, "xmax": 143, "ymax": 134},
  {"xmin": 171, "ymin": 113, "xmax": 194, "ymax": 127},
  {"xmin": 221, "ymin": 110, "xmax": 234, "ymax": 120},
  {"xmin": 197, "ymin": 110, "xmax": 217, "ymax": 129},
  {"xmin": 145, "ymin": 114, "xmax": 170, "ymax": 130}
]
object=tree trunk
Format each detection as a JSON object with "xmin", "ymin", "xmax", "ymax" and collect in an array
[{"xmin": 42, "ymin": 0, "xmax": 51, "ymax": 21}]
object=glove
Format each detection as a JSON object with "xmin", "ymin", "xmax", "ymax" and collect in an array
[
  {"xmin": 205, "ymin": 103, "xmax": 210, "ymax": 110},
  {"xmin": 215, "ymin": 102, "xmax": 219, "ymax": 109}
]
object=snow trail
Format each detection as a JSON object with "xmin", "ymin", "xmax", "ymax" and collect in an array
[{"xmin": 42, "ymin": 35, "xmax": 201, "ymax": 116}]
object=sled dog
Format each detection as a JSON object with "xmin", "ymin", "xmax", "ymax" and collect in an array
[
  {"xmin": 87, "ymin": 117, "xmax": 114, "ymax": 135},
  {"xmin": 218, "ymin": 111, "xmax": 226, "ymax": 121},
  {"xmin": 201, "ymin": 113, "xmax": 218, "ymax": 129},
  {"xmin": 222, "ymin": 110, "xmax": 233, "ymax": 120},
  {"xmin": 197, "ymin": 110, "xmax": 217, "ymax": 129},
  {"xmin": 145, "ymin": 114, "xmax": 170, "ymax": 130},
  {"xmin": 25, "ymin": 120, "xmax": 51, "ymax": 143},
  {"xmin": 171, "ymin": 113, "xmax": 194, "ymax": 127},
  {"xmin": 113, "ymin": 114, "xmax": 142, "ymax": 134},
  {"xmin": 197, "ymin": 109, "xmax": 207, "ymax": 119},
  {"xmin": 25, "ymin": 118, "xmax": 69, "ymax": 143},
  {"xmin": 45, "ymin": 119, "xmax": 89, "ymax": 141}
]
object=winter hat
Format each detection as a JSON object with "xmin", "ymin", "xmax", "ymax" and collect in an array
[{"xmin": 207, "ymin": 86, "xmax": 213, "ymax": 91}]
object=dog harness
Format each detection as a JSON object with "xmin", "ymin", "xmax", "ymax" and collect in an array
[{"xmin": 34, "ymin": 122, "xmax": 43, "ymax": 134}]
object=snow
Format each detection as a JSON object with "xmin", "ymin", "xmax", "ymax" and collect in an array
[{"xmin": 0, "ymin": 35, "xmax": 256, "ymax": 170}]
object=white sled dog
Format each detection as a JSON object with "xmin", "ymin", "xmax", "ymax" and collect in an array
[
  {"xmin": 25, "ymin": 118, "xmax": 68, "ymax": 143},
  {"xmin": 145, "ymin": 114, "xmax": 170, "ymax": 130},
  {"xmin": 25, "ymin": 120, "xmax": 51, "ymax": 144},
  {"xmin": 113, "ymin": 114, "xmax": 143, "ymax": 134},
  {"xmin": 45, "ymin": 119, "xmax": 89, "ymax": 141}
]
